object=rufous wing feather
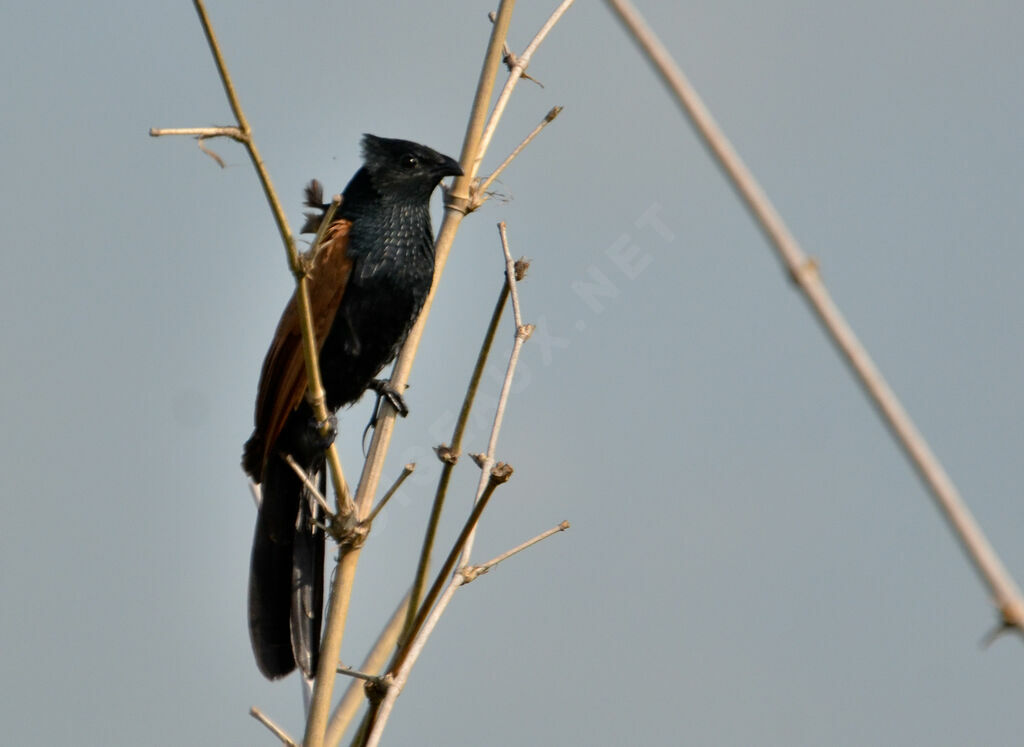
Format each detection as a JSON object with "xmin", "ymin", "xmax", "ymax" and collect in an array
[{"xmin": 244, "ymin": 220, "xmax": 353, "ymax": 479}]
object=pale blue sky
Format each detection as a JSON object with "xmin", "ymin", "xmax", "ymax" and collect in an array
[{"xmin": 2, "ymin": 2, "xmax": 1023, "ymax": 744}]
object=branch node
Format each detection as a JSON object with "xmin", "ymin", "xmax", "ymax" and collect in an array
[
  {"xmin": 469, "ymin": 452, "xmax": 486, "ymax": 468},
  {"xmin": 336, "ymin": 519, "xmax": 369, "ymax": 550},
  {"xmin": 434, "ymin": 444, "xmax": 460, "ymax": 465},
  {"xmin": 514, "ymin": 257, "xmax": 531, "ymax": 281},
  {"xmin": 490, "ymin": 462, "xmax": 514, "ymax": 483},
  {"xmin": 789, "ymin": 256, "xmax": 819, "ymax": 287},
  {"xmin": 517, "ymin": 323, "xmax": 535, "ymax": 341},
  {"xmin": 364, "ymin": 673, "xmax": 394, "ymax": 706}
]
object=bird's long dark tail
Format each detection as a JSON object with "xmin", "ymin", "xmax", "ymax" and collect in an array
[
  {"xmin": 290, "ymin": 469, "xmax": 325, "ymax": 678},
  {"xmin": 248, "ymin": 416, "xmax": 325, "ymax": 680}
]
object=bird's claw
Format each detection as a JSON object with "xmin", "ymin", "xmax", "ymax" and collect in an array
[
  {"xmin": 361, "ymin": 381, "xmax": 409, "ymax": 455},
  {"xmin": 368, "ymin": 379, "xmax": 409, "ymax": 417}
]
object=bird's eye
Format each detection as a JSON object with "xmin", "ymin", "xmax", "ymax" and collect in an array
[{"xmin": 401, "ymin": 154, "xmax": 418, "ymax": 169}]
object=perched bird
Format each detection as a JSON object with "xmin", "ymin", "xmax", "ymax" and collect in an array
[{"xmin": 243, "ymin": 135, "xmax": 462, "ymax": 680}]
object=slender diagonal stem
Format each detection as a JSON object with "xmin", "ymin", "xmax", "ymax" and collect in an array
[
  {"xmin": 283, "ymin": 454, "xmax": 332, "ymax": 516},
  {"xmin": 187, "ymin": 0, "xmax": 353, "ymax": 516},
  {"xmin": 323, "ymin": 591, "xmax": 412, "ymax": 746},
  {"xmin": 605, "ymin": 0, "xmax": 1024, "ymax": 629},
  {"xmin": 473, "ymin": 0, "xmax": 576, "ymax": 178},
  {"xmin": 365, "ymin": 515, "xmax": 568, "ymax": 747},
  {"xmin": 473, "ymin": 106, "xmax": 563, "ymax": 208},
  {"xmin": 359, "ymin": 466, "xmax": 512, "ymax": 744},
  {"xmin": 250, "ymin": 707, "xmax": 298, "ymax": 747},
  {"xmin": 396, "ymin": 465, "xmax": 512, "ymax": 673},
  {"xmin": 463, "ymin": 520, "xmax": 570, "ymax": 582},
  {"xmin": 459, "ymin": 223, "xmax": 532, "ymax": 564},
  {"xmin": 366, "ymin": 463, "xmax": 415, "ymax": 525},
  {"xmin": 403, "ymin": 283, "xmax": 511, "ymax": 639}
]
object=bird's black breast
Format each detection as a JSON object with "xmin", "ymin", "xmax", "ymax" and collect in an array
[{"xmin": 318, "ymin": 202, "xmax": 435, "ymax": 410}]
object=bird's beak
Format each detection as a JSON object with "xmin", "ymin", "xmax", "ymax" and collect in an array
[{"xmin": 438, "ymin": 155, "xmax": 463, "ymax": 178}]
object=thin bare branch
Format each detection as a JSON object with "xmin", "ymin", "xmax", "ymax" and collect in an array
[
  {"xmin": 462, "ymin": 520, "xmax": 570, "ymax": 583},
  {"xmin": 397, "ymin": 464, "xmax": 513, "ymax": 667},
  {"xmin": 474, "ymin": 0, "xmax": 576, "ymax": 178},
  {"xmin": 323, "ymin": 591, "xmax": 412, "ymax": 746},
  {"xmin": 250, "ymin": 707, "xmax": 298, "ymax": 747},
  {"xmin": 473, "ymin": 106, "xmax": 563, "ymax": 209},
  {"xmin": 365, "ymin": 464, "xmax": 514, "ymax": 747},
  {"xmin": 403, "ymin": 281, "xmax": 512, "ymax": 641},
  {"xmin": 283, "ymin": 453, "xmax": 333, "ymax": 517},
  {"xmin": 148, "ymin": 126, "xmax": 244, "ymax": 139},
  {"xmin": 605, "ymin": 0, "xmax": 1024, "ymax": 631},
  {"xmin": 363, "ymin": 576, "xmax": 460, "ymax": 747},
  {"xmin": 459, "ymin": 223, "xmax": 533, "ymax": 565},
  {"xmin": 366, "ymin": 463, "xmax": 415, "ymax": 525},
  {"xmin": 488, "ymin": 11, "xmax": 545, "ymax": 87},
  {"xmin": 336, "ymin": 665, "xmax": 382, "ymax": 685},
  {"xmin": 168, "ymin": 1, "xmax": 354, "ymax": 525}
]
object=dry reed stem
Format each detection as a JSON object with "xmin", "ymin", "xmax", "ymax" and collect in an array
[
  {"xmin": 364, "ymin": 518, "xmax": 569, "ymax": 747},
  {"xmin": 250, "ymin": 707, "xmax": 298, "ymax": 747},
  {"xmin": 605, "ymin": 0, "xmax": 1024, "ymax": 632}
]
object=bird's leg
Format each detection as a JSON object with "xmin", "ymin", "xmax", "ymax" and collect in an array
[{"xmin": 299, "ymin": 413, "xmax": 338, "ymax": 459}]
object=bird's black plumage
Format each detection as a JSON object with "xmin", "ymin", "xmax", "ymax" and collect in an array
[{"xmin": 244, "ymin": 135, "xmax": 462, "ymax": 680}]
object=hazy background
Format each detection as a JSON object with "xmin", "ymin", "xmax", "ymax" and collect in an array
[{"xmin": 3, "ymin": 1, "xmax": 1023, "ymax": 744}]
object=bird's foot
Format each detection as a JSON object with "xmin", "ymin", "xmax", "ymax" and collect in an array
[
  {"xmin": 368, "ymin": 379, "xmax": 409, "ymax": 418},
  {"xmin": 305, "ymin": 413, "xmax": 338, "ymax": 453},
  {"xmin": 361, "ymin": 381, "xmax": 409, "ymax": 455}
]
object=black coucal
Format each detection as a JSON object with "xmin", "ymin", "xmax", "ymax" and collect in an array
[{"xmin": 243, "ymin": 135, "xmax": 462, "ymax": 680}]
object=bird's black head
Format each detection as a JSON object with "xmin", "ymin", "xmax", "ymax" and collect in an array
[{"xmin": 359, "ymin": 134, "xmax": 463, "ymax": 203}]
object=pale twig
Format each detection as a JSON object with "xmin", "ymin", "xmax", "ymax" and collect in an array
[
  {"xmin": 474, "ymin": 0, "xmax": 577, "ymax": 179},
  {"xmin": 488, "ymin": 11, "xmax": 545, "ymax": 87},
  {"xmin": 283, "ymin": 453, "xmax": 333, "ymax": 517},
  {"xmin": 472, "ymin": 106, "xmax": 563, "ymax": 209},
  {"xmin": 250, "ymin": 707, "xmax": 298, "ymax": 747},
  {"xmin": 397, "ymin": 464, "xmax": 513, "ymax": 669},
  {"xmin": 336, "ymin": 665, "xmax": 382, "ymax": 685},
  {"xmin": 364, "ymin": 579, "xmax": 459, "ymax": 747},
  {"xmin": 158, "ymin": 1, "xmax": 357, "ymax": 740},
  {"xmin": 365, "ymin": 515, "xmax": 567, "ymax": 747},
  {"xmin": 149, "ymin": 126, "xmax": 244, "ymax": 139},
  {"xmin": 322, "ymin": 592, "xmax": 410, "ymax": 746},
  {"xmin": 462, "ymin": 520, "xmax": 570, "ymax": 583},
  {"xmin": 365, "ymin": 463, "xmax": 415, "ymax": 525},
  {"xmin": 459, "ymin": 223, "xmax": 533, "ymax": 565},
  {"xmin": 310, "ymin": 5, "xmax": 520, "ymax": 744},
  {"xmin": 364, "ymin": 465, "xmax": 513, "ymax": 747},
  {"xmin": 156, "ymin": 1, "xmax": 354, "ymax": 521},
  {"xmin": 605, "ymin": 0, "xmax": 1024, "ymax": 631},
  {"xmin": 403, "ymin": 282, "xmax": 512, "ymax": 641}
]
